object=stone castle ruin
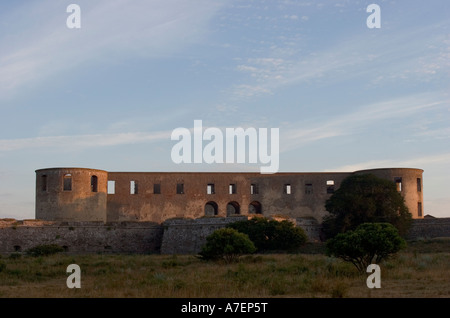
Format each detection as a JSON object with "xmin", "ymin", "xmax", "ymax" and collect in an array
[
  {"xmin": 34, "ymin": 167, "xmax": 425, "ymax": 222},
  {"xmin": 1, "ymin": 167, "xmax": 449, "ymax": 255}
]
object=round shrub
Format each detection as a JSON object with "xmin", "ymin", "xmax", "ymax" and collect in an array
[
  {"xmin": 326, "ymin": 222, "xmax": 406, "ymax": 273},
  {"xmin": 199, "ymin": 228, "xmax": 256, "ymax": 263},
  {"xmin": 227, "ymin": 217, "xmax": 307, "ymax": 252}
]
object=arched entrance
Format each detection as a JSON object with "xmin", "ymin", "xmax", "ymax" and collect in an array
[
  {"xmin": 249, "ymin": 201, "xmax": 262, "ymax": 214},
  {"xmin": 226, "ymin": 201, "xmax": 240, "ymax": 216},
  {"xmin": 205, "ymin": 201, "xmax": 218, "ymax": 216}
]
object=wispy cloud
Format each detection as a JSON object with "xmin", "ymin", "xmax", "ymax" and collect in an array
[
  {"xmin": 0, "ymin": 0, "xmax": 222, "ymax": 98},
  {"xmin": 414, "ymin": 126, "xmax": 450, "ymax": 140},
  {"xmin": 330, "ymin": 152, "xmax": 450, "ymax": 172},
  {"xmin": 280, "ymin": 93, "xmax": 448, "ymax": 152},
  {"xmin": 0, "ymin": 131, "xmax": 171, "ymax": 152},
  {"xmin": 229, "ymin": 20, "xmax": 450, "ymax": 99}
]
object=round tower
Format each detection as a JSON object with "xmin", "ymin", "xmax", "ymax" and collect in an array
[
  {"xmin": 354, "ymin": 168, "xmax": 424, "ymax": 219},
  {"xmin": 35, "ymin": 168, "xmax": 108, "ymax": 222}
]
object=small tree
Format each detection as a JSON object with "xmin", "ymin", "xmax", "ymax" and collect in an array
[
  {"xmin": 323, "ymin": 174, "xmax": 412, "ymax": 239},
  {"xmin": 199, "ymin": 228, "xmax": 256, "ymax": 263},
  {"xmin": 227, "ymin": 217, "xmax": 307, "ymax": 252},
  {"xmin": 326, "ymin": 222, "xmax": 406, "ymax": 273}
]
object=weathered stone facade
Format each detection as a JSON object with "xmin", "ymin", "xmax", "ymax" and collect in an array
[
  {"xmin": 160, "ymin": 216, "xmax": 248, "ymax": 254},
  {"xmin": 0, "ymin": 219, "xmax": 163, "ymax": 254},
  {"xmin": 407, "ymin": 217, "xmax": 450, "ymax": 240},
  {"xmin": 36, "ymin": 167, "xmax": 425, "ymax": 223},
  {"xmin": 35, "ymin": 168, "xmax": 108, "ymax": 222}
]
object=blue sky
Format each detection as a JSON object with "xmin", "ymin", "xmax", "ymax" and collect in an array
[{"xmin": 0, "ymin": 0, "xmax": 449, "ymax": 219}]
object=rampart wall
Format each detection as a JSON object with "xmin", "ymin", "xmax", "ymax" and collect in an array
[
  {"xmin": 1, "ymin": 217, "xmax": 449, "ymax": 255},
  {"xmin": 407, "ymin": 217, "xmax": 450, "ymax": 240},
  {"xmin": 0, "ymin": 219, "xmax": 163, "ymax": 254},
  {"xmin": 160, "ymin": 216, "xmax": 248, "ymax": 254}
]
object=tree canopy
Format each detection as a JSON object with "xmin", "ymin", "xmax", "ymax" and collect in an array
[
  {"xmin": 326, "ymin": 222, "xmax": 406, "ymax": 273},
  {"xmin": 322, "ymin": 174, "xmax": 412, "ymax": 239}
]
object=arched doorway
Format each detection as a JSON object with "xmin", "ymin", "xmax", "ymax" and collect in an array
[
  {"xmin": 226, "ymin": 201, "xmax": 240, "ymax": 216},
  {"xmin": 249, "ymin": 201, "xmax": 262, "ymax": 214},
  {"xmin": 205, "ymin": 201, "xmax": 218, "ymax": 216}
]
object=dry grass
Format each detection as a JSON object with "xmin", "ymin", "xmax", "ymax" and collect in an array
[{"xmin": 0, "ymin": 238, "xmax": 449, "ymax": 298}]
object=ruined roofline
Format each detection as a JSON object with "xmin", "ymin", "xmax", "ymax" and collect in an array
[
  {"xmin": 35, "ymin": 167, "xmax": 107, "ymax": 173},
  {"xmin": 354, "ymin": 167, "xmax": 424, "ymax": 173},
  {"xmin": 108, "ymin": 171, "xmax": 352, "ymax": 175},
  {"xmin": 36, "ymin": 167, "xmax": 424, "ymax": 174}
]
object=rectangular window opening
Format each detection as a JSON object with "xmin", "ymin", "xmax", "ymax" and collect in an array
[
  {"xmin": 153, "ymin": 183, "xmax": 161, "ymax": 194},
  {"xmin": 284, "ymin": 184, "xmax": 291, "ymax": 195},
  {"xmin": 130, "ymin": 180, "xmax": 138, "ymax": 195},
  {"xmin": 305, "ymin": 183, "xmax": 313, "ymax": 195},
  {"xmin": 417, "ymin": 178, "xmax": 421, "ymax": 192},
  {"xmin": 207, "ymin": 184, "xmax": 215, "ymax": 194},
  {"xmin": 63, "ymin": 174, "xmax": 72, "ymax": 191},
  {"xmin": 91, "ymin": 176, "xmax": 98, "ymax": 193},
  {"xmin": 326, "ymin": 180, "xmax": 335, "ymax": 194},
  {"xmin": 394, "ymin": 177, "xmax": 402, "ymax": 192},
  {"xmin": 418, "ymin": 202, "xmax": 422, "ymax": 217},
  {"xmin": 177, "ymin": 183, "xmax": 184, "ymax": 194},
  {"xmin": 107, "ymin": 180, "xmax": 115, "ymax": 194},
  {"xmin": 41, "ymin": 175, "xmax": 47, "ymax": 192},
  {"xmin": 229, "ymin": 183, "xmax": 237, "ymax": 194},
  {"xmin": 250, "ymin": 183, "xmax": 259, "ymax": 195}
]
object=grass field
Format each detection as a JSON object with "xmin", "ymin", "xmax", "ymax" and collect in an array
[{"xmin": 0, "ymin": 238, "xmax": 449, "ymax": 298}]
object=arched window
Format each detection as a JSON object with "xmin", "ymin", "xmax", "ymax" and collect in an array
[
  {"xmin": 226, "ymin": 201, "xmax": 240, "ymax": 216},
  {"xmin": 205, "ymin": 201, "xmax": 218, "ymax": 216},
  {"xmin": 249, "ymin": 201, "xmax": 262, "ymax": 214}
]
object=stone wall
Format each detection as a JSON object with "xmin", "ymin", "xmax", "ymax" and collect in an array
[
  {"xmin": 407, "ymin": 217, "xmax": 450, "ymax": 240},
  {"xmin": 36, "ymin": 168, "xmax": 108, "ymax": 222},
  {"xmin": 0, "ymin": 217, "xmax": 449, "ymax": 255},
  {"xmin": 160, "ymin": 216, "xmax": 248, "ymax": 254},
  {"xmin": 0, "ymin": 219, "xmax": 163, "ymax": 254},
  {"xmin": 294, "ymin": 217, "xmax": 322, "ymax": 242}
]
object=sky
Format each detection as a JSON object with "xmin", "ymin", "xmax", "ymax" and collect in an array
[{"xmin": 0, "ymin": 0, "xmax": 449, "ymax": 219}]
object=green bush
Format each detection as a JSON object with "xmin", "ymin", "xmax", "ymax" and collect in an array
[
  {"xmin": 227, "ymin": 217, "xmax": 307, "ymax": 252},
  {"xmin": 0, "ymin": 262, "xmax": 6, "ymax": 272},
  {"xmin": 326, "ymin": 222, "xmax": 406, "ymax": 273},
  {"xmin": 199, "ymin": 228, "xmax": 256, "ymax": 263},
  {"xmin": 25, "ymin": 244, "xmax": 65, "ymax": 257}
]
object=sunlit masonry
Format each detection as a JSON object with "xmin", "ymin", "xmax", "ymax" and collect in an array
[{"xmin": 0, "ymin": 167, "xmax": 449, "ymax": 255}]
